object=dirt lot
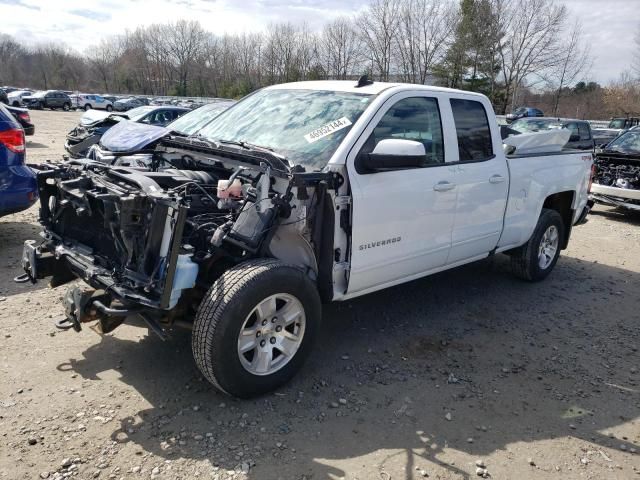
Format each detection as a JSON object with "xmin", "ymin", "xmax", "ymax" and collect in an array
[{"xmin": 1, "ymin": 109, "xmax": 639, "ymax": 480}]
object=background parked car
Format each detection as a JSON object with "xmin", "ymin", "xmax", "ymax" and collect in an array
[
  {"xmin": 7, "ymin": 90, "xmax": 34, "ymax": 107},
  {"xmin": 65, "ymin": 105, "xmax": 190, "ymax": 158},
  {"xmin": 101, "ymin": 95, "xmax": 118, "ymax": 104},
  {"xmin": 592, "ymin": 117, "xmax": 640, "ymax": 148},
  {"xmin": 22, "ymin": 90, "xmax": 72, "ymax": 111},
  {"xmin": 608, "ymin": 117, "xmax": 639, "ymax": 130},
  {"xmin": 590, "ymin": 126, "xmax": 640, "ymax": 212},
  {"xmin": 0, "ymin": 89, "xmax": 8, "ymax": 105},
  {"xmin": 0, "ymin": 103, "xmax": 37, "ymax": 216},
  {"xmin": 5, "ymin": 105, "xmax": 34, "ymax": 136},
  {"xmin": 113, "ymin": 97, "xmax": 147, "ymax": 111},
  {"xmin": 71, "ymin": 94, "xmax": 114, "ymax": 111},
  {"xmin": 508, "ymin": 117, "xmax": 595, "ymax": 150},
  {"xmin": 90, "ymin": 100, "xmax": 235, "ymax": 164},
  {"xmin": 506, "ymin": 106, "xmax": 544, "ymax": 122}
]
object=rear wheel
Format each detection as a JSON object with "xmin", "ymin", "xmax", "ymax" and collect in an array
[
  {"xmin": 106, "ymin": 105, "xmax": 113, "ymax": 112},
  {"xmin": 510, "ymin": 208, "xmax": 564, "ymax": 281},
  {"xmin": 84, "ymin": 104, "xmax": 91, "ymax": 111},
  {"xmin": 192, "ymin": 259, "xmax": 321, "ymax": 398}
]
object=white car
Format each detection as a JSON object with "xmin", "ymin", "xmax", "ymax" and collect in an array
[
  {"xmin": 71, "ymin": 94, "xmax": 113, "ymax": 111},
  {"xmin": 21, "ymin": 80, "xmax": 593, "ymax": 398},
  {"xmin": 7, "ymin": 90, "xmax": 34, "ymax": 107}
]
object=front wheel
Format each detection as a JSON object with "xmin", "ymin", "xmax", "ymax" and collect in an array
[
  {"xmin": 84, "ymin": 104, "xmax": 91, "ymax": 111},
  {"xmin": 510, "ymin": 208, "xmax": 564, "ymax": 281},
  {"xmin": 106, "ymin": 105, "xmax": 113, "ymax": 112},
  {"xmin": 192, "ymin": 259, "xmax": 321, "ymax": 398},
  {"xmin": 63, "ymin": 103, "xmax": 71, "ymax": 111}
]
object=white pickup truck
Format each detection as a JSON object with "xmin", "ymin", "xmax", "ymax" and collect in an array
[{"xmin": 21, "ymin": 80, "xmax": 592, "ymax": 397}]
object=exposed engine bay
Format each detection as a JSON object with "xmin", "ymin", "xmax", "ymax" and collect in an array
[
  {"xmin": 593, "ymin": 156, "xmax": 640, "ymax": 191},
  {"xmin": 29, "ymin": 137, "xmax": 344, "ymax": 332},
  {"xmin": 591, "ymin": 154, "xmax": 640, "ymax": 209}
]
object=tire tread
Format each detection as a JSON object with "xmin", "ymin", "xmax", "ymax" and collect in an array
[
  {"xmin": 192, "ymin": 258, "xmax": 303, "ymax": 395},
  {"xmin": 510, "ymin": 208, "xmax": 563, "ymax": 281}
]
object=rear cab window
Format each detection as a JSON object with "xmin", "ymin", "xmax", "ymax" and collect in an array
[
  {"xmin": 577, "ymin": 122, "xmax": 591, "ymax": 140},
  {"xmin": 450, "ymin": 98, "xmax": 494, "ymax": 162}
]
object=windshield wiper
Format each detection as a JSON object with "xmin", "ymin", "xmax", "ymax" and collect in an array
[
  {"xmin": 168, "ymin": 130, "xmax": 188, "ymax": 137},
  {"xmin": 215, "ymin": 138, "xmax": 290, "ymax": 171}
]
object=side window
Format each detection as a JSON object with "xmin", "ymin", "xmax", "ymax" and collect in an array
[
  {"xmin": 450, "ymin": 99, "xmax": 494, "ymax": 161},
  {"xmin": 565, "ymin": 122, "xmax": 580, "ymax": 139},
  {"xmin": 577, "ymin": 123, "xmax": 591, "ymax": 140},
  {"xmin": 361, "ymin": 96, "xmax": 444, "ymax": 165}
]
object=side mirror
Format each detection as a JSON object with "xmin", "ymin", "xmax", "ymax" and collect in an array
[{"xmin": 357, "ymin": 139, "xmax": 426, "ymax": 173}]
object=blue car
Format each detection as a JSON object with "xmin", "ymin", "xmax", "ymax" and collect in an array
[{"xmin": 0, "ymin": 103, "xmax": 38, "ymax": 217}]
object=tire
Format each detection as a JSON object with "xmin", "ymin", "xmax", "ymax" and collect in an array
[
  {"xmin": 106, "ymin": 105, "xmax": 113, "ymax": 112},
  {"xmin": 63, "ymin": 103, "xmax": 71, "ymax": 111},
  {"xmin": 12, "ymin": 101, "xmax": 19, "ymax": 107},
  {"xmin": 192, "ymin": 258, "xmax": 321, "ymax": 398},
  {"xmin": 510, "ymin": 208, "xmax": 564, "ymax": 281},
  {"xmin": 38, "ymin": 102, "xmax": 44, "ymax": 110},
  {"xmin": 84, "ymin": 104, "xmax": 91, "ymax": 111}
]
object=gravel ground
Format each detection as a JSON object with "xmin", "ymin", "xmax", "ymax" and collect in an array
[{"xmin": 1, "ymin": 109, "xmax": 639, "ymax": 480}]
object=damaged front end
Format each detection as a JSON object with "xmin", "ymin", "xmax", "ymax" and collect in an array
[
  {"xmin": 21, "ymin": 142, "xmax": 342, "ymax": 335},
  {"xmin": 590, "ymin": 153, "xmax": 640, "ymax": 211},
  {"xmin": 65, "ymin": 114, "xmax": 124, "ymax": 159}
]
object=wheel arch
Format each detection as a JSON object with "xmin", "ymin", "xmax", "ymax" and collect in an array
[{"xmin": 541, "ymin": 190, "xmax": 574, "ymax": 249}]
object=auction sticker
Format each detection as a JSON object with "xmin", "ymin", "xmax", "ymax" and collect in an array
[{"xmin": 304, "ymin": 117, "xmax": 352, "ymax": 143}]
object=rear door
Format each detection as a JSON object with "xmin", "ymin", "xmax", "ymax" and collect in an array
[
  {"xmin": 346, "ymin": 91, "xmax": 457, "ymax": 294},
  {"xmin": 447, "ymin": 97, "xmax": 509, "ymax": 264}
]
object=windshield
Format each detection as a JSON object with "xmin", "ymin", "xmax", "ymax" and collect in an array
[
  {"xmin": 198, "ymin": 88, "xmax": 373, "ymax": 170},
  {"xmin": 168, "ymin": 102, "xmax": 234, "ymax": 135},
  {"xmin": 606, "ymin": 130, "xmax": 640, "ymax": 154},
  {"xmin": 125, "ymin": 106, "xmax": 154, "ymax": 121},
  {"xmin": 510, "ymin": 119, "xmax": 556, "ymax": 133}
]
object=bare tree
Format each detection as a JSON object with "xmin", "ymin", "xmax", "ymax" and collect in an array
[
  {"xmin": 544, "ymin": 20, "xmax": 591, "ymax": 115},
  {"xmin": 86, "ymin": 38, "xmax": 122, "ymax": 92},
  {"xmin": 497, "ymin": 0, "xmax": 567, "ymax": 113},
  {"xmin": 394, "ymin": 0, "xmax": 454, "ymax": 84},
  {"xmin": 359, "ymin": 0, "xmax": 401, "ymax": 81},
  {"xmin": 164, "ymin": 20, "xmax": 207, "ymax": 95},
  {"xmin": 321, "ymin": 17, "xmax": 364, "ymax": 79},
  {"xmin": 633, "ymin": 27, "xmax": 640, "ymax": 80}
]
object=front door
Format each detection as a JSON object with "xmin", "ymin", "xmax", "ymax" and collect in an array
[{"xmin": 346, "ymin": 93, "xmax": 457, "ymax": 295}]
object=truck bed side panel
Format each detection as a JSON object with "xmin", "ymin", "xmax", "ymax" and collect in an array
[{"xmin": 499, "ymin": 152, "xmax": 592, "ymax": 249}]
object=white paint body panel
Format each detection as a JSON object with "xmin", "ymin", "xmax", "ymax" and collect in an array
[{"xmin": 266, "ymin": 82, "xmax": 592, "ymax": 301}]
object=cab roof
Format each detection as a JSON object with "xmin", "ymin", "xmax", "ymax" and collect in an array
[{"xmin": 266, "ymin": 80, "xmax": 487, "ymax": 99}]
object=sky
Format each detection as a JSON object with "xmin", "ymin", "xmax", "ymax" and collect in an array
[{"xmin": 1, "ymin": 0, "xmax": 638, "ymax": 85}]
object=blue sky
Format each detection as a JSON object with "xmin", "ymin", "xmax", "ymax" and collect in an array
[{"xmin": 1, "ymin": 0, "xmax": 637, "ymax": 84}]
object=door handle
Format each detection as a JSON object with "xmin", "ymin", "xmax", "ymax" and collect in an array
[
  {"xmin": 489, "ymin": 175, "xmax": 506, "ymax": 184},
  {"xmin": 433, "ymin": 181, "xmax": 456, "ymax": 192}
]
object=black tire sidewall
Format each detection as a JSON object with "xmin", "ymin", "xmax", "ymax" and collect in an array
[
  {"xmin": 527, "ymin": 210, "xmax": 564, "ymax": 281},
  {"xmin": 196, "ymin": 264, "xmax": 321, "ymax": 398}
]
